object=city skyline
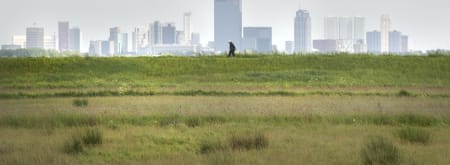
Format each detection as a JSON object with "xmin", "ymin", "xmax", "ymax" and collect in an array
[{"xmin": 1, "ymin": 0, "xmax": 450, "ymax": 52}]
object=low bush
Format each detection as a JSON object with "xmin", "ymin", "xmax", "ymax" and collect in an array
[
  {"xmin": 158, "ymin": 115, "xmax": 181, "ymax": 127},
  {"xmin": 361, "ymin": 136, "xmax": 400, "ymax": 165},
  {"xmin": 82, "ymin": 128, "xmax": 103, "ymax": 146},
  {"xmin": 398, "ymin": 127, "xmax": 431, "ymax": 144},
  {"xmin": 398, "ymin": 90, "xmax": 412, "ymax": 97},
  {"xmin": 63, "ymin": 136, "xmax": 84, "ymax": 154},
  {"xmin": 229, "ymin": 132, "xmax": 268, "ymax": 150},
  {"xmin": 72, "ymin": 98, "xmax": 88, "ymax": 107},
  {"xmin": 185, "ymin": 117, "xmax": 202, "ymax": 128},
  {"xmin": 199, "ymin": 139, "xmax": 227, "ymax": 154}
]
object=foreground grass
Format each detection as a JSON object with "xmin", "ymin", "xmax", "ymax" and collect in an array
[{"xmin": 0, "ymin": 96, "xmax": 449, "ymax": 164}]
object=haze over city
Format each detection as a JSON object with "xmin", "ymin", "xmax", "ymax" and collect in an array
[{"xmin": 1, "ymin": 0, "xmax": 449, "ymax": 52}]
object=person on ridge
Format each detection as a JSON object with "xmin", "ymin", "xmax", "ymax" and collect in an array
[{"xmin": 228, "ymin": 41, "xmax": 236, "ymax": 57}]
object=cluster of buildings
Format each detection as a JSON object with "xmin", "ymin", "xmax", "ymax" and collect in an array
[
  {"xmin": 1, "ymin": 22, "xmax": 81, "ymax": 52},
  {"xmin": 89, "ymin": 12, "xmax": 202, "ymax": 56},
  {"xmin": 1, "ymin": 0, "xmax": 412, "ymax": 55}
]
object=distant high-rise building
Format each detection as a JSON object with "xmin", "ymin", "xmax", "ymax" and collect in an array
[
  {"xmin": 162, "ymin": 23, "xmax": 176, "ymax": 45},
  {"xmin": 109, "ymin": 27, "xmax": 122, "ymax": 54},
  {"xmin": 353, "ymin": 17, "xmax": 365, "ymax": 41},
  {"xmin": 324, "ymin": 17, "xmax": 339, "ymax": 40},
  {"xmin": 401, "ymin": 35, "xmax": 409, "ymax": 53},
  {"xmin": 132, "ymin": 26, "xmax": 148, "ymax": 54},
  {"xmin": 285, "ymin": 41, "xmax": 293, "ymax": 54},
  {"xmin": 242, "ymin": 27, "xmax": 272, "ymax": 53},
  {"xmin": 122, "ymin": 33, "xmax": 128, "ymax": 53},
  {"xmin": 191, "ymin": 33, "xmax": 201, "ymax": 46},
  {"xmin": 26, "ymin": 27, "xmax": 44, "ymax": 49},
  {"xmin": 338, "ymin": 17, "xmax": 353, "ymax": 40},
  {"xmin": 294, "ymin": 9, "xmax": 311, "ymax": 53},
  {"xmin": 44, "ymin": 34, "xmax": 57, "ymax": 50},
  {"xmin": 101, "ymin": 40, "xmax": 114, "ymax": 56},
  {"xmin": 176, "ymin": 31, "xmax": 185, "ymax": 44},
  {"xmin": 366, "ymin": 30, "xmax": 381, "ymax": 53},
  {"xmin": 214, "ymin": 0, "xmax": 242, "ymax": 52},
  {"xmin": 69, "ymin": 27, "xmax": 81, "ymax": 52},
  {"xmin": 89, "ymin": 40, "xmax": 102, "ymax": 56},
  {"xmin": 380, "ymin": 15, "xmax": 391, "ymax": 53},
  {"xmin": 1, "ymin": 45, "xmax": 21, "ymax": 50},
  {"xmin": 389, "ymin": 30, "xmax": 402, "ymax": 53},
  {"xmin": 150, "ymin": 21, "xmax": 162, "ymax": 45},
  {"xmin": 12, "ymin": 35, "xmax": 26, "ymax": 48},
  {"xmin": 184, "ymin": 12, "xmax": 192, "ymax": 44},
  {"xmin": 58, "ymin": 21, "xmax": 69, "ymax": 52}
]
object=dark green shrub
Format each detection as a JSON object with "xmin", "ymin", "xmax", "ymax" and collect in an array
[
  {"xmin": 82, "ymin": 128, "xmax": 103, "ymax": 146},
  {"xmin": 185, "ymin": 117, "xmax": 201, "ymax": 128},
  {"xmin": 72, "ymin": 98, "xmax": 88, "ymax": 107},
  {"xmin": 361, "ymin": 136, "xmax": 400, "ymax": 165},
  {"xmin": 398, "ymin": 90, "xmax": 412, "ymax": 97},
  {"xmin": 64, "ymin": 136, "xmax": 84, "ymax": 154},
  {"xmin": 199, "ymin": 139, "xmax": 227, "ymax": 154},
  {"xmin": 398, "ymin": 127, "xmax": 431, "ymax": 144},
  {"xmin": 229, "ymin": 132, "xmax": 268, "ymax": 150},
  {"xmin": 158, "ymin": 115, "xmax": 181, "ymax": 127}
]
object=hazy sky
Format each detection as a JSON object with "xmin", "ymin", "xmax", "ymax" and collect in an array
[{"xmin": 1, "ymin": 0, "xmax": 449, "ymax": 52}]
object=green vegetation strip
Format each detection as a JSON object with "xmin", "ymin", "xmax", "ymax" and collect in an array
[
  {"xmin": 0, "ymin": 90, "xmax": 448, "ymax": 99},
  {"xmin": 0, "ymin": 113, "xmax": 447, "ymax": 129}
]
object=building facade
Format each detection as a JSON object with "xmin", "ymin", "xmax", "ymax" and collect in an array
[
  {"xmin": 58, "ymin": 21, "xmax": 69, "ymax": 52},
  {"xmin": 69, "ymin": 27, "xmax": 81, "ymax": 52},
  {"xmin": 214, "ymin": 0, "xmax": 242, "ymax": 52},
  {"xmin": 242, "ymin": 27, "xmax": 272, "ymax": 53},
  {"xmin": 26, "ymin": 27, "xmax": 44, "ymax": 49},
  {"xmin": 294, "ymin": 9, "xmax": 311, "ymax": 53},
  {"xmin": 380, "ymin": 15, "xmax": 391, "ymax": 53},
  {"xmin": 366, "ymin": 30, "xmax": 381, "ymax": 54}
]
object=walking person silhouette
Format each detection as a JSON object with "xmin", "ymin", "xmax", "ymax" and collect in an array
[{"xmin": 228, "ymin": 41, "xmax": 236, "ymax": 57}]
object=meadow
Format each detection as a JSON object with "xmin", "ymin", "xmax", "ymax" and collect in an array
[{"xmin": 0, "ymin": 54, "xmax": 449, "ymax": 164}]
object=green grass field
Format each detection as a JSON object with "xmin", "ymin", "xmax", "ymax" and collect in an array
[{"xmin": 0, "ymin": 55, "xmax": 449, "ymax": 164}]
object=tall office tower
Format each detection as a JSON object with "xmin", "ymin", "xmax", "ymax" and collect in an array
[
  {"xmin": 353, "ymin": 17, "xmax": 365, "ymax": 41},
  {"xmin": 285, "ymin": 41, "xmax": 293, "ymax": 54},
  {"xmin": 338, "ymin": 17, "xmax": 353, "ymax": 40},
  {"xmin": 389, "ymin": 30, "xmax": 402, "ymax": 54},
  {"xmin": 150, "ymin": 21, "xmax": 163, "ymax": 45},
  {"xmin": 401, "ymin": 35, "xmax": 408, "ymax": 53},
  {"xmin": 122, "ymin": 33, "xmax": 128, "ymax": 53},
  {"xmin": 12, "ymin": 35, "xmax": 26, "ymax": 48},
  {"xmin": 184, "ymin": 12, "xmax": 192, "ymax": 44},
  {"xmin": 294, "ymin": 9, "xmax": 311, "ymax": 53},
  {"xmin": 44, "ymin": 34, "xmax": 57, "ymax": 50},
  {"xmin": 214, "ymin": 0, "xmax": 242, "ymax": 52},
  {"xmin": 366, "ymin": 31, "xmax": 381, "ymax": 53},
  {"xmin": 191, "ymin": 33, "xmax": 201, "ymax": 46},
  {"xmin": 176, "ymin": 31, "xmax": 185, "ymax": 44},
  {"xmin": 324, "ymin": 17, "xmax": 339, "ymax": 40},
  {"xmin": 101, "ymin": 40, "xmax": 114, "ymax": 56},
  {"xmin": 132, "ymin": 27, "xmax": 148, "ymax": 53},
  {"xmin": 58, "ymin": 21, "xmax": 69, "ymax": 52},
  {"xmin": 242, "ymin": 27, "xmax": 272, "ymax": 53},
  {"xmin": 26, "ymin": 27, "xmax": 44, "ymax": 49},
  {"xmin": 380, "ymin": 15, "xmax": 391, "ymax": 53},
  {"xmin": 109, "ymin": 27, "xmax": 122, "ymax": 54},
  {"xmin": 89, "ymin": 40, "xmax": 102, "ymax": 56},
  {"xmin": 162, "ymin": 23, "xmax": 176, "ymax": 45},
  {"xmin": 69, "ymin": 27, "xmax": 81, "ymax": 52}
]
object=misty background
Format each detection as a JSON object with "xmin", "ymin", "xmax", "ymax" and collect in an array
[{"xmin": 1, "ymin": 0, "xmax": 449, "ymax": 52}]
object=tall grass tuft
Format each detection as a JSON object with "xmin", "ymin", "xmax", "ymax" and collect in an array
[
  {"xmin": 398, "ymin": 90, "xmax": 412, "ymax": 97},
  {"xmin": 199, "ymin": 139, "xmax": 227, "ymax": 154},
  {"xmin": 82, "ymin": 128, "xmax": 103, "ymax": 146},
  {"xmin": 72, "ymin": 98, "xmax": 88, "ymax": 107},
  {"xmin": 361, "ymin": 136, "xmax": 400, "ymax": 165},
  {"xmin": 229, "ymin": 132, "xmax": 268, "ymax": 150},
  {"xmin": 185, "ymin": 116, "xmax": 202, "ymax": 128},
  {"xmin": 397, "ymin": 127, "xmax": 431, "ymax": 144},
  {"xmin": 63, "ymin": 136, "xmax": 84, "ymax": 154},
  {"xmin": 158, "ymin": 114, "xmax": 181, "ymax": 127}
]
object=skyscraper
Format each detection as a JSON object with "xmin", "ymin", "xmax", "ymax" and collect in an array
[
  {"xmin": 69, "ymin": 27, "xmax": 81, "ymax": 52},
  {"xmin": 89, "ymin": 40, "xmax": 102, "ymax": 56},
  {"xmin": 58, "ymin": 21, "xmax": 69, "ymax": 52},
  {"xmin": 285, "ymin": 41, "xmax": 293, "ymax": 54},
  {"xmin": 338, "ymin": 17, "xmax": 353, "ymax": 40},
  {"xmin": 184, "ymin": 12, "xmax": 192, "ymax": 44},
  {"xmin": 366, "ymin": 30, "xmax": 381, "ymax": 53},
  {"xmin": 122, "ymin": 33, "xmax": 128, "ymax": 53},
  {"xmin": 324, "ymin": 17, "xmax": 339, "ymax": 40},
  {"xmin": 26, "ymin": 27, "xmax": 44, "ymax": 49},
  {"xmin": 214, "ymin": 0, "xmax": 242, "ymax": 52},
  {"xmin": 294, "ymin": 9, "xmax": 311, "ymax": 53},
  {"xmin": 389, "ymin": 30, "xmax": 402, "ymax": 54},
  {"xmin": 401, "ymin": 35, "xmax": 409, "ymax": 53},
  {"xmin": 191, "ymin": 33, "xmax": 201, "ymax": 46},
  {"xmin": 150, "ymin": 21, "xmax": 162, "ymax": 45},
  {"xmin": 101, "ymin": 40, "xmax": 114, "ymax": 56},
  {"xmin": 380, "ymin": 15, "xmax": 391, "ymax": 53},
  {"xmin": 109, "ymin": 27, "xmax": 122, "ymax": 54},
  {"xmin": 242, "ymin": 27, "xmax": 272, "ymax": 53},
  {"xmin": 162, "ymin": 23, "xmax": 176, "ymax": 45},
  {"xmin": 132, "ymin": 26, "xmax": 148, "ymax": 54}
]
